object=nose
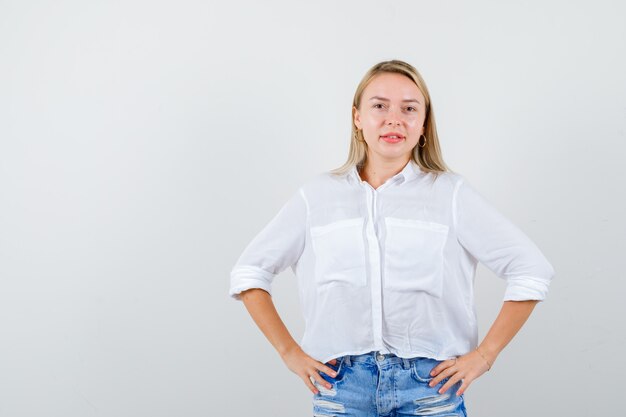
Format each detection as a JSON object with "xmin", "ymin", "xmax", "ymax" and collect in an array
[{"xmin": 386, "ymin": 107, "xmax": 402, "ymax": 126}]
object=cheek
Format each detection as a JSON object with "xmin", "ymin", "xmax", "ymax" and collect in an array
[
  {"xmin": 406, "ymin": 116, "xmax": 424, "ymax": 129},
  {"xmin": 364, "ymin": 115, "xmax": 384, "ymax": 127}
]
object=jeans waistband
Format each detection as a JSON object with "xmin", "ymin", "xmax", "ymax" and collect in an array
[{"xmin": 342, "ymin": 351, "xmax": 414, "ymax": 370}]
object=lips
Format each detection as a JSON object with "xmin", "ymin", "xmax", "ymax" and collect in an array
[
  {"xmin": 380, "ymin": 132, "xmax": 405, "ymax": 143},
  {"xmin": 380, "ymin": 132, "xmax": 405, "ymax": 139}
]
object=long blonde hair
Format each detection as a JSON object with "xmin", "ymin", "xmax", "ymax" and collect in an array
[{"xmin": 330, "ymin": 60, "xmax": 453, "ymax": 179}]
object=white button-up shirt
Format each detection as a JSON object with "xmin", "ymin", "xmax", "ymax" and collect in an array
[{"xmin": 229, "ymin": 160, "xmax": 555, "ymax": 364}]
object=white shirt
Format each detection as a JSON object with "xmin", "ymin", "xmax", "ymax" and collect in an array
[{"xmin": 229, "ymin": 160, "xmax": 555, "ymax": 364}]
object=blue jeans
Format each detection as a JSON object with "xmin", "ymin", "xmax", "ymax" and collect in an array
[{"xmin": 313, "ymin": 351, "xmax": 467, "ymax": 417}]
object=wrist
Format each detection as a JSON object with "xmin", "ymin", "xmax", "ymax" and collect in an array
[
  {"xmin": 476, "ymin": 343, "xmax": 499, "ymax": 367},
  {"xmin": 278, "ymin": 342, "xmax": 301, "ymax": 358},
  {"xmin": 479, "ymin": 336, "xmax": 502, "ymax": 357}
]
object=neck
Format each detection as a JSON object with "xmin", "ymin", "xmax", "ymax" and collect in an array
[{"xmin": 359, "ymin": 157, "xmax": 410, "ymax": 189}]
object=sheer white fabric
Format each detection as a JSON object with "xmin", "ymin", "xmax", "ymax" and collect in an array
[{"xmin": 229, "ymin": 160, "xmax": 555, "ymax": 364}]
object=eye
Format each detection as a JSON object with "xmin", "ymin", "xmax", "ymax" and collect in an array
[
  {"xmin": 373, "ymin": 103, "xmax": 385, "ymax": 109},
  {"xmin": 406, "ymin": 106, "xmax": 417, "ymax": 112}
]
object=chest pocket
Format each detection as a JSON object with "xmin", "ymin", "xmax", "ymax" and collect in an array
[
  {"xmin": 383, "ymin": 217, "xmax": 449, "ymax": 297},
  {"xmin": 310, "ymin": 217, "xmax": 367, "ymax": 288}
]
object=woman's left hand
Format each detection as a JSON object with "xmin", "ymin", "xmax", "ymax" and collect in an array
[{"xmin": 428, "ymin": 350, "xmax": 492, "ymax": 396}]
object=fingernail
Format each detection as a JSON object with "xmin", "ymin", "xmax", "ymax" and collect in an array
[
  {"xmin": 438, "ymin": 389, "xmax": 443, "ymax": 394},
  {"xmin": 331, "ymin": 372, "xmax": 337, "ymax": 377},
  {"xmin": 430, "ymin": 371, "xmax": 435, "ymax": 376}
]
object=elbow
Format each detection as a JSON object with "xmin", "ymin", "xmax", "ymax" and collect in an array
[
  {"xmin": 229, "ymin": 265, "xmax": 276, "ymax": 301},
  {"xmin": 239, "ymin": 287, "xmax": 271, "ymax": 302},
  {"xmin": 503, "ymin": 267, "xmax": 554, "ymax": 302}
]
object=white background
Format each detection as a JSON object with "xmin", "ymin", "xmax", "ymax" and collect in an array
[{"xmin": 1, "ymin": 1, "xmax": 624, "ymax": 416}]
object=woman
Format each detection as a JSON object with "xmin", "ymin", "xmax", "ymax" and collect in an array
[{"xmin": 229, "ymin": 59, "xmax": 554, "ymax": 416}]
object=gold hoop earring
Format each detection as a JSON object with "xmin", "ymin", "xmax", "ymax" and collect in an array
[{"xmin": 418, "ymin": 134, "xmax": 427, "ymax": 148}]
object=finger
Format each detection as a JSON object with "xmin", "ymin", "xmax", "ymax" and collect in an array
[
  {"xmin": 318, "ymin": 363, "xmax": 338, "ymax": 378},
  {"xmin": 438, "ymin": 373, "xmax": 463, "ymax": 395},
  {"xmin": 429, "ymin": 365, "xmax": 456, "ymax": 387},
  {"xmin": 430, "ymin": 359, "xmax": 455, "ymax": 377},
  {"xmin": 328, "ymin": 358, "xmax": 337, "ymax": 366},
  {"xmin": 311, "ymin": 370, "xmax": 333, "ymax": 390},
  {"xmin": 303, "ymin": 375, "xmax": 319, "ymax": 395},
  {"xmin": 456, "ymin": 379, "xmax": 470, "ymax": 396}
]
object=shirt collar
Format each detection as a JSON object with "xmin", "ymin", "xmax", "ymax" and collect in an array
[{"xmin": 347, "ymin": 159, "xmax": 422, "ymax": 185}]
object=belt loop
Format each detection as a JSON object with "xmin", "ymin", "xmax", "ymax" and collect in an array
[
  {"xmin": 344, "ymin": 355, "xmax": 352, "ymax": 367},
  {"xmin": 402, "ymin": 358, "xmax": 410, "ymax": 370}
]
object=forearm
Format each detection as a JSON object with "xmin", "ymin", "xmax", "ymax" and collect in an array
[
  {"xmin": 478, "ymin": 300, "xmax": 539, "ymax": 366},
  {"xmin": 239, "ymin": 288, "xmax": 300, "ymax": 357}
]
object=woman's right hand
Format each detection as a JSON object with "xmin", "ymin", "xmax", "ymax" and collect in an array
[{"xmin": 280, "ymin": 345, "xmax": 338, "ymax": 394}]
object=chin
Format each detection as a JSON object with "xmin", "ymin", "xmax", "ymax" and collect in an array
[{"xmin": 375, "ymin": 149, "xmax": 411, "ymax": 159}]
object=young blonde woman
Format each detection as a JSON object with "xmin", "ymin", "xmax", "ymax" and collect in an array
[{"xmin": 229, "ymin": 59, "xmax": 555, "ymax": 416}]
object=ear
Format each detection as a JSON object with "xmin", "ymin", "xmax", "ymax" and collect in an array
[{"xmin": 353, "ymin": 106, "xmax": 362, "ymax": 129}]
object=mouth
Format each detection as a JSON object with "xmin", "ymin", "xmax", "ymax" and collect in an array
[{"xmin": 380, "ymin": 133, "xmax": 405, "ymax": 143}]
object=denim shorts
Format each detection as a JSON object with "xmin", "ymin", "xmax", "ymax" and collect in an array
[{"xmin": 312, "ymin": 351, "xmax": 467, "ymax": 417}]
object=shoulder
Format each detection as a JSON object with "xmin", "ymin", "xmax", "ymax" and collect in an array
[
  {"xmin": 298, "ymin": 170, "xmax": 350, "ymax": 194},
  {"xmin": 425, "ymin": 170, "xmax": 467, "ymax": 192},
  {"xmin": 437, "ymin": 170, "xmax": 464, "ymax": 184}
]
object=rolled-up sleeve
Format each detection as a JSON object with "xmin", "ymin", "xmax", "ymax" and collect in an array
[
  {"xmin": 453, "ymin": 177, "xmax": 555, "ymax": 301},
  {"xmin": 229, "ymin": 188, "xmax": 307, "ymax": 300}
]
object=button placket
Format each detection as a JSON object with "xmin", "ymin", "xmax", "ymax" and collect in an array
[{"xmin": 362, "ymin": 182, "xmax": 383, "ymax": 349}]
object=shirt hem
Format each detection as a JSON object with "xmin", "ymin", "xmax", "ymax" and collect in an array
[{"xmin": 317, "ymin": 347, "xmax": 462, "ymax": 364}]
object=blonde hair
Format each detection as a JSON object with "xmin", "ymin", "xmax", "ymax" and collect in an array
[{"xmin": 330, "ymin": 59, "xmax": 453, "ymax": 179}]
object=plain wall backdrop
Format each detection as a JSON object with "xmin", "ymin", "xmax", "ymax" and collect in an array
[{"xmin": 1, "ymin": 0, "xmax": 624, "ymax": 416}]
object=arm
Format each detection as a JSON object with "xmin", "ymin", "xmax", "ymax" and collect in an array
[
  {"xmin": 430, "ymin": 299, "xmax": 538, "ymax": 395},
  {"xmin": 478, "ymin": 299, "xmax": 539, "ymax": 366},
  {"xmin": 429, "ymin": 177, "xmax": 555, "ymax": 395},
  {"xmin": 239, "ymin": 288, "xmax": 337, "ymax": 395},
  {"xmin": 230, "ymin": 189, "xmax": 336, "ymax": 394}
]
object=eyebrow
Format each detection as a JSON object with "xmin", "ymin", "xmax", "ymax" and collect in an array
[{"xmin": 368, "ymin": 96, "xmax": 421, "ymax": 104}]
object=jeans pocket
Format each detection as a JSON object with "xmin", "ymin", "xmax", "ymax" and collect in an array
[
  {"xmin": 322, "ymin": 356, "xmax": 347, "ymax": 383},
  {"xmin": 410, "ymin": 357, "xmax": 441, "ymax": 383}
]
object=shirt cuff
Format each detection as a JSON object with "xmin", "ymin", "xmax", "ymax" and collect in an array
[
  {"xmin": 229, "ymin": 265, "xmax": 276, "ymax": 300},
  {"xmin": 503, "ymin": 276, "xmax": 552, "ymax": 301}
]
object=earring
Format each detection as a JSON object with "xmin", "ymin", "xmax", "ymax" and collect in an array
[{"xmin": 418, "ymin": 134, "xmax": 427, "ymax": 148}]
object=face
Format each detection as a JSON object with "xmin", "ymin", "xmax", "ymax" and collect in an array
[{"xmin": 353, "ymin": 72, "xmax": 427, "ymax": 163}]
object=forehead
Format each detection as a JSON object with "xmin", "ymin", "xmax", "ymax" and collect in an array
[{"xmin": 363, "ymin": 72, "xmax": 425, "ymax": 103}]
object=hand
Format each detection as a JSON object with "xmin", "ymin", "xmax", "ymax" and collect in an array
[
  {"xmin": 280, "ymin": 345, "xmax": 339, "ymax": 395},
  {"xmin": 428, "ymin": 350, "xmax": 492, "ymax": 396}
]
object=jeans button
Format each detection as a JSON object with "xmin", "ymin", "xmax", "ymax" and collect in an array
[{"xmin": 376, "ymin": 352, "xmax": 385, "ymax": 361}]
